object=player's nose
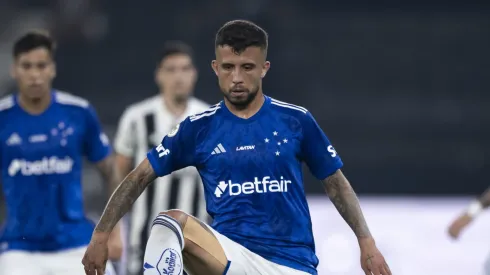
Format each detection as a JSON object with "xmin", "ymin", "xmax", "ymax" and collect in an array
[{"xmin": 231, "ymin": 69, "xmax": 244, "ymax": 83}]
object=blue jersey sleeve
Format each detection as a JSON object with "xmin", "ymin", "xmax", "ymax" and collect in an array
[
  {"xmin": 147, "ymin": 117, "xmax": 197, "ymax": 177},
  {"xmin": 83, "ymin": 105, "xmax": 112, "ymax": 162},
  {"xmin": 300, "ymin": 112, "xmax": 343, "ymax": 180}
]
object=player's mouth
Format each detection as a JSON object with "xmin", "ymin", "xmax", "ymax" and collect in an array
[
  {"xmin": 29, "ymin": 84, "xmax": 43, "ymax": 90},
  {"xmin": 230, "ymin": 90, "xmax": 247, "ymax": 96}
]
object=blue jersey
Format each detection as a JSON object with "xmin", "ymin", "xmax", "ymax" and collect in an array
[
  {"xmin": 147, "ymin": 96, "xmax": 343, "ymax": 274},
  {"xmin": 0, "ymin": 91, "xmax": 111, "ymax": 252}
]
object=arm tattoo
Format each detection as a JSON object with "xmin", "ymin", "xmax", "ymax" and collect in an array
[
  {"xmin": 322, "ymin": 170, "xmax": 372, "ymax": 239},
  {"xmin": 478, "ymin": 186, "xmax": 490, "ymax": 208},
  {"xmin": 96, "ymin": 155, "xmax": 121, "ymax": 195},
  {"xmin": 95, "ymin": 158, "xmax": 156, "ymax": 233}
]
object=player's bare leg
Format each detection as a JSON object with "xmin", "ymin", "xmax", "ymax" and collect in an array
[{"xmin": 143, "ymin": 209, "xmax": 229, "ymax": 275}]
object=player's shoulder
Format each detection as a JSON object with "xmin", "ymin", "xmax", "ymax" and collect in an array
[
  {"xmin": 0, "ymin": 94, "xmax": 15, "ymax": 124},
  {"xmin": 186, "ymin": 101, "xmax": 222, "ymax": 126},
  {"xmin": 0, "ymin": 94, "xmax": 15, "ymax": 113},
  {"xmin": 268, "ymin": 96, "xmax": 310, "ymax": 118},
  {"xmin": 54, "ymin": 90, "xmax": 91, "ymax": 110}
]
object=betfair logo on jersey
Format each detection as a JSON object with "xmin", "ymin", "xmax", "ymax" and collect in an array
[
  {"xmin": 214, "ymin": 176, "xmax": 292, "ymax": 198},
  {"xmin": 8, "ymin": 157, "xmax": 74, "ymax": 177}
]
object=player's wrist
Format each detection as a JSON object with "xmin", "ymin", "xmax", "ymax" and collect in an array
[
  {"xmin": 357, "ymin": 236, "xmax": 375, "ymax": 247},
  {"xmin": 92, "ymin": 230, "xmax": 111, "ymax": 243},
  {"xmin": 465, "ymin": 200, "xmax": 483, "ymax": 218}
]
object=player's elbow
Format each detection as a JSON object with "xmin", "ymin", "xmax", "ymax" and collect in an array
[{"xmin": 322, "ymin": 170, "xmax": 352, "ymax": 193}]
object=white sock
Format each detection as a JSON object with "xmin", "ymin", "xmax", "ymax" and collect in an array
[{"xmin": 143, "ymin": 214, "xmax": 185, "ymax": 275}]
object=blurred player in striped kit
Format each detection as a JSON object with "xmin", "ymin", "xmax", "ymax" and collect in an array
[
  {"xmin": 114, "ymin": 41, "xmax": 209, "ymax": 275},
  {"xmin": 0, "ymin": 31, "xmax": 122, "ymax": 274},
  {"xmin": 448, "ymin": 187, "xmax": 490, "ymax": 274}
]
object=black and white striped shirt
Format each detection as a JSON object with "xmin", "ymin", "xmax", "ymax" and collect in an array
[{"xmin": 114, "ymin": 95, "xmax": 209, "ymax": 275}]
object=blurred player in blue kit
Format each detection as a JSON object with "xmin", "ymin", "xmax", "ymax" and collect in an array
[
  {"xmin": 0, "ymin": 31, "xmax": 122, "ymax": 274},
  {"xmin": 82, "ymin": 20, "xmax": 391, "ymax": 275}
]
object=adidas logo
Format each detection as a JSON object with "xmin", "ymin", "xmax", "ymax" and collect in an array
[
  {"xmin": 6, "ymin": 133, "xmax": 22, "ymax": 146},
  {"xmin": 211, "ymin": 143, "xmax": 226, "ymax": 155}
]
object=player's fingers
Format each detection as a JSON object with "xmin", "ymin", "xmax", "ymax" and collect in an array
[
  {"xmin": 380, "ymin": 265, "xmax": 389, "ymax": 275},
  {"xmin": 370, "ymin": 263, "xmax": 382, "ymax": 275},
  {"xmin": 384, "ymin": 262, "xmax": 392, "ymax": 275},
  {"xmin": 96, "ymin": 266, "xmax": 105, "ymax": 275},
  {"xmin": 362, "ymin": 265, "xmax": 371, "ymax": 275},
  {"xmin": 84, "ymin": 263, "xmax": 95, "ymax": 275}
]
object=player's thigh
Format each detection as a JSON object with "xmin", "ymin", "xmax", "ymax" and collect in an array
[
  {"xmin": 0, "ymin": 250, "xmax": 45, "ymax": 275},
  {"xmin": 184, "ymin": 220, "xmax": 309, "ymax": 275},
  {"xmin": 162, "ymin": 210, "xmax": 228, "ymax": 275},
  {"xmin": 44, "ymin": 246, "xmax": 117, "ymax": 275},
  {"xmin": 177, "ymin": 212, "xmax": 303, "ymax": 275}
]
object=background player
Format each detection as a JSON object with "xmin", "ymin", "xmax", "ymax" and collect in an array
[
  {"xmin": 448, "ymin": 186, "xmax": 490, "ymax": 274},
  {"xmin": 82, "ymin": 20, "xmax": 391, "ymax": 275},
  {"xmin": 0, "ymin": 31, "xmax": 121, "ymax": 274},
  {"xmin": 114, "ymin": 41, "xmax": 209, "ymax": 275}
]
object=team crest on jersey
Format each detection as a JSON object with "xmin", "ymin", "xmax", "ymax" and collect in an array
[{"xmin": 167, "ymin": 123, "xmax": 180, "ymax": 137}]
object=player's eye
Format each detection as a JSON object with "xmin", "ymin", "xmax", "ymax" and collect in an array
[
  {"xmin": 182, "ymin": 65, "xmax": 193, "ymax": 72},
  {"xmin": 242, "ymin": 64, "xmax": 255, "ymax": 71},
  {"xmin": 37, "ymin": 63, "xmax": 47, "ymax": 70},
  {"xmin": 221, "ymin": 64, "xmax": 234, "ymax": 70},
  {"xmin": 164, "ymin": 67, "xmax": 176, "ymax": 73},
  {"xmin": 21, "ymin": 63, "xmax": 32, "ymax": 70}
]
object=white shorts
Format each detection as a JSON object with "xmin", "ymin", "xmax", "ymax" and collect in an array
[
  {"xmin": 0, "ymin": 246, "xmax": 116, "ymax": 275},
  {"xmin": 200, "ymin": 225, "xmax": 311, "ymax": 275}
]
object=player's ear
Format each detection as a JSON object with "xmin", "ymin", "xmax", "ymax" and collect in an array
[
  {"xmin": 211, "ymin": 60, "xmax": 219, "ymax": 76},
  {"xmin": 261, "ymin": 61, "xmax": 270, "ymax": 78}
]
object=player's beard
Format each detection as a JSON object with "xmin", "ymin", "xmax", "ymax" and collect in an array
[{"xmin": 223, "ymin": 85, "xmax": 259, "ymax": 109}]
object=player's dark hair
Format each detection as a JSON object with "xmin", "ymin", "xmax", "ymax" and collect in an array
[
  {"xmin": 158, "ymin": 41, "xmax": 194, "ymax": 66},
  {"xmin": 13, "ymin": 30, "xmax": 56, "ymax": 59},
  {"xmin": 215, "ymin": 20, "xmax": 268, "ymax": 55}
]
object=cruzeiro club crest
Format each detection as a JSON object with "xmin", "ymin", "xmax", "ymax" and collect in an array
[
  {"xmin": 157, "ymin": 248, "xmax": 182, "ymax": 275},
  {"xmin": 167, "ymin": 123, "xmax": 180, "ymax": 137}
]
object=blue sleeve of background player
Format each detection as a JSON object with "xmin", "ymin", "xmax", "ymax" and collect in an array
[
  {"xmin": 83, "ymin": 105, "xmax": 112, "ymax": 162},
  {"xmin": 147, "ymin": 117, "xmax": 197, "ymax": 177},
  {"xmin": 300, "ymin": 111, "xmax": 343, "ymax": 180}
]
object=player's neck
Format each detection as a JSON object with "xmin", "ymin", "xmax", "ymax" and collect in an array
[
  {"xmin": 224, "ymin": 91, "xmax": 265, "ymax": 119},
  {"xmin": 161, "ymin": 93, "xmax": 188, "ymax": 118},
  {"xmin": 18, "ymin": 91, "xmax": 52, "ymax": 115}
]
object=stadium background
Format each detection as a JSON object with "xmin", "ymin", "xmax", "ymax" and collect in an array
[{"xmin": 1, "ymin": 0, "xmax": 490, "ymax": 274}]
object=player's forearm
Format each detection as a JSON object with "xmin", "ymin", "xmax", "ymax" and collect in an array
[
  {"xmin": 323, "ymin": 170, "xmax": 372, "ymax": 239},
  {"xmin": 95, "ymin": 158, "xmax": 156, "ymax": 234}
]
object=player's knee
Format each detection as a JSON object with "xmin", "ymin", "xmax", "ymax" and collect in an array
[{"xmin": 157, "ymin": 209, "xmax": 189, "ymax": 229}]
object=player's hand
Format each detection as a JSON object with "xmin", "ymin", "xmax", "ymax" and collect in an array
[
  {"xmin": 82, "ymin": 232, "xmax": 110, "ymax": 275},
  {"xmin": 359, "ymin": 237, "xmax": 391, "ymax": 275},
  {"xmin": 448, "ymin": 213, "xmax": 473, "ymax": 239},
  {"xmin": 108, "ymin": 223, "xmax": 123, "ymax": 261}
]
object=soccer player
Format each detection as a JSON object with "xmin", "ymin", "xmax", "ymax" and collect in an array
[
  {"xmin": 114, "ymin": 41, "xmax": 209, "ymax": 275},
  {"xmin": 82, "ymin": 20, "xmax": 391, "ymax": 275},
  {"xmin": 0, "ymin": 31, "xmax": 121, "ymax": 274},
  {"xmin": 448, "ymin": 187, "xmax": 490, "ymax": 274}
]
